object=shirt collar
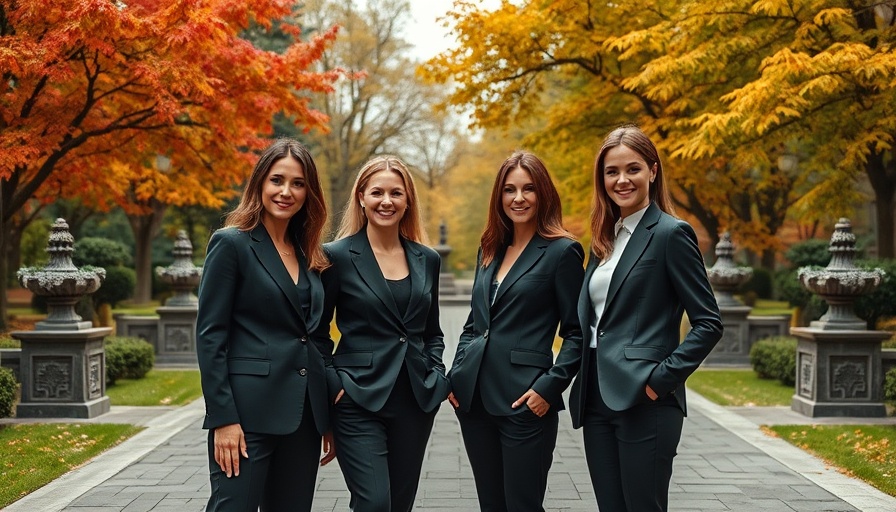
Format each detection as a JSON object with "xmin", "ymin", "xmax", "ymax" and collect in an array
[{"xmin": 616, "ymin": 204, "xmax": 649, "ymax": 236}]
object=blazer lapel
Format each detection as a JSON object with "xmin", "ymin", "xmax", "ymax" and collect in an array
[
  {"xmin": 603, "ymin": 203, "xmax": 660, "ymax": 313},
  {"xmin": 403, "ymin": 239, "xmax": 426, "ymax": 323},
  {"xmin": 300, "ymin": 252, "xmax": 322, "ymax": 333},
  {"xmin": 492, "ymin": 235, "xmax": 548, "ymax": 305},
  {"xmin": 578, "ymin": 253, "xmax": 600, "ymax": 332},
  {"xmin": 349, "ymin": 230, "xmax": 403, "ymax": 324},
  {"xmin": 250, "ymin": 225, "xmax": 307, "ymax": 329}
]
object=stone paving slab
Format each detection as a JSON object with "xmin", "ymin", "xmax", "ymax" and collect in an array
[{"xmin": 4, "ymin": 390, "xmax": 893, "ymax": 512}]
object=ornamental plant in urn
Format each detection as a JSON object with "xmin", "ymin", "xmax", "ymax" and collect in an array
[{"xmin": 17, "ymin": 218, "xmax": 105, "ymax": 330}]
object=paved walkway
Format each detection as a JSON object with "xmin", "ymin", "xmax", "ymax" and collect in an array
[{"xmin": 4, "ymin": 391, "xmax": 896, "ymax": 512}]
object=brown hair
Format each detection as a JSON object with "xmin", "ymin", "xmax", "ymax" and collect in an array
[
  {"xmin": 590, "ymin": 124, "xmax": 674, "ymax": 260},
  {"xmin": 224, "ymin": 138, "xmax": 330, "ymax": 271},
  {"xmin": 480, "ymin": 151, "xmax": 574, "ymax": 267},
  {"xmin": 335, "ymin": 155, "xmax": 429, "ymax": 243}
]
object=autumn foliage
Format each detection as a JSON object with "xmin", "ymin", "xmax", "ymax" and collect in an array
[{"xmin": 0, "ymin": 0, "xmax": 340, "ymax": 215}]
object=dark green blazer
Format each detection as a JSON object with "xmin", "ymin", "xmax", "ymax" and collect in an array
[
  {"xmin": 569, "ymin": 203, "xmax": 723, "ymax": 427},
  {"xmin": 448, "ymin": 235, "xmax": 585, "ymax": 415},
  {"xmin": 317, "ymin": 228, "xmax": 449, "ymax": 413},
  {"xmin": 197, "ymin": 225, "xmax": 331, "ymax": 436}
]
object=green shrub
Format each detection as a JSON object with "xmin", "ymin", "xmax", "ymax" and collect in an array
[
  {"xmin": 855, "ymin": 259, "xmax": 896, "ymax": 330},
  {"xmin": 784, "ymin": 239, "xmax": 835, "ymax": 268},
  {"xmin": 105, "ymin": 336, "xmax": 154, "ymax": 385},
  {"xmin": 742, "ymin": 267, "xmax": 773, "ymax": 300},
  {"xmin": 0, "ymin": 367, "xmax": 18, "ymax": 418},
  {"xmin": 0, "ymin": 336, "xmax": 20, "ymax": 349},
  {"xmin": 885, "ymin": 367, "xmax": 896, "ymax": 402},
  {"xmin": 72, "ymin": 237, "xmax": 132, "ymax": 267},
  {"xmin": 92, "ymin": 266, "xmax": 136, "ymax": 308},
  {"xmin": 750, "ymin": 336, "xmax": 797, "ymax": 386}
]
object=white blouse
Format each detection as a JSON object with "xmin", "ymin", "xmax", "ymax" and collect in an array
[{"xmin": 588, "ymin": 205, "xmax": 649, "ymax": 348}]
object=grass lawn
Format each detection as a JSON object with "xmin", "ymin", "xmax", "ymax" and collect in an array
[
  {"xmin": 691, "ymin": 367, "xmax": 896, "ymax": 497},
  {"xmin": 765, "ymin": 424, "xmax": 896, "ymax": 497},
  {"xmin": 0, "ymin": 422, "xmax": 142, "ymax": 508},
  {"xmin": 688, "ymin": 368, "xmax": 793, "ymax": 406},
  {"xmin": 105, "ymin": 369, "xmax": 202, "ymax": 406}
]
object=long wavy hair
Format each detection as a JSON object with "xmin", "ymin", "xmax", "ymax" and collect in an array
[
  {"xmin": 335, "ymin": 155, "xmax": 428, "ymax": 243},
  {"xmin": 591, "ymin": 125, "xmax": 674, "ymax": 260},
  {"xmin": 480, "ymin": 151, "xmax": 575, "ymax": 267},
  {"xmin": 224, "ymin": 138, "xmax": 330, "ymax": 271}
]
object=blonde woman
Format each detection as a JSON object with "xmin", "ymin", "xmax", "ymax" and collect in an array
[{"xmin": 317, "ymin": 155, "xmax": 449, "ymax": 512}]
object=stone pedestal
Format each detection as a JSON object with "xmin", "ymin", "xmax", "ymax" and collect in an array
[
  {"xmin": 11, "ymin": 327, "xmax": 112, "ymax": 418},
  {"xmin": 747, "ymin": 314, "xmax": 792, "ymax": 345},
  {"xmin": 155, "ymin": 306, "xmax": 198, "ymax": 366},
  {"xmin": 790, "ymin": 327, "xmax": 889, "ymax": 417},
  {"xmin": 704, "ymin": 305, "xmax": 752, "ymax": 366},
  {"xmin": 113, "ymin": 313, "xmax": 160, "ymax": 346}
]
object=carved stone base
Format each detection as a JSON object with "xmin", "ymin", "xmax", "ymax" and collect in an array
[
  {"xmin": 113, "ymin": 314, "xmax": 159, "ymax": 346},
  {"xmin": 789, "ymin": 327, "xmax": 889, "ymax": 418},
  {"xmin": 11, "ymin": 327, "xmax": 113, "ymax": 419},
  {"xmin": 156, "ymin": 306, "xmax": 198, "ymax": 367},
  {"xmin": 703, "ymin": 306, "xmax": 752, "ymax": 366},
  {"xmin": 16, "ymin": 396, "xmax": 110, "ymax": 419}
]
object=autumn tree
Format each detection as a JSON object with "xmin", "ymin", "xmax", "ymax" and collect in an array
[
  {"xmin": 0, "ymin": 0, "xmax": 340, "ymax": 315},
  {"xmin": 299, "ymin": 0, "xmax": 451, "ymax": 232},
  {"xmin": 422, "ymin": 0, "xmax": 856, "ymax": 266}
]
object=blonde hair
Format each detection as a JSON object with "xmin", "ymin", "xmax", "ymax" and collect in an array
[
  {"xmin": 336, "ymin": 155, "xmax": 429, "ymax": 244},
  {"xmin": 591, "ymin": 124, "xmax": 674, "ymax": 260},
  {"xmin": 224, "ymin": 139, "xmax": 330, "ymax": 271}
]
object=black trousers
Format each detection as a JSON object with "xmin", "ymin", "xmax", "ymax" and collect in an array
[
  {"xmin": 582, "ymin": 349, "xmax": 684, "ymax": 512},
  {"xmin": 456, "ymin": 388, "xmax": 558, "ymax": 512},
  {"xmin": 332, "ymin": 365, "xmax": 436, "ymax": 512},
  {"xmin": 205, "ymin": 395, "xmax": 321, "ymax": 512}
]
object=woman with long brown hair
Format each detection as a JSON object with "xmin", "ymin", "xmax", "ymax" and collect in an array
[
  {"xmin": 568, "ymin": 125, "xmax": 722, "ymax": 511},
  {"xmin": 197, "ymin": 138, "xmax": 335, "ymax": 512},
  {"xmin": 447, "ymin": 151, "xmax": 584, "ymax": 512}
]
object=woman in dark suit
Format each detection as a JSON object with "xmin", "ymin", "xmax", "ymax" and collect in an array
[
  {"xmin": 447, "ymin": 151, "xmax": 584, "ymax": 512},
  {"xmin": 317, "ymin": 155, "xmax": 449, "ymax": 512},
  {"xmin": 568, "ymin": 125, "xmax": 723, "ymax": 511},
  {"xmin": 196, "ymin": 139, "xmax": 335, "ymax": 512}
]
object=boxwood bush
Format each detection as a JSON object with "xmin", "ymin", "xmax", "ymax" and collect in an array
[
  {"xmin": 749, "ymin": 336, "xmax": 797, "ymax": 386},
  {"xmin": 885, "ymin": 367, "xmax": 896, "ymax": 402},
  {"xmin": 105, "ymin": 336, "xmax": 154, "ymax": 385},
  {"xmin": 0, "ymin": 367, "xmax": 18, "ymax": 417}
]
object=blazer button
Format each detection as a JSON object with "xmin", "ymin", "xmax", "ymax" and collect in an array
[
  {"xmin": 300, "ymin": 336, "xmax": 308, "ymax": 344},
  {"xmin": 399, "ymin": 336, "xmax": 407, "ymax": 343},
  {"xmin": 483, "ymin": 329, "xmax": 489, "ymax": 339},
  {"xmin": 299, "ymin": 368, "xmax": 307, "ymax": 376},
  {"xmin": 599, "ymin": 330, "xmax": 605, "ymax": 338}
]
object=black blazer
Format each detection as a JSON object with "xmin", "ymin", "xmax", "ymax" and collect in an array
[
  {"xmin": 449, "ymin": 235, "xmax": 585, "ymax": 415},
  {"xmin": 317, "ymin": 228, "xmax": 449, "ymax": 414},
  {"xmin": 197, "ymin": 225, "xmax": 331, "ymax": 436},
  {"xmin": 569, "ymin": 203, "xmax": 723, "ymax": 428}
]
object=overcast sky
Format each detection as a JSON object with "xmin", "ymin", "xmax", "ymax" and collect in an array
[{"xmin": 406, "ymin": 0, "xmax": 499, "ymax": 60}]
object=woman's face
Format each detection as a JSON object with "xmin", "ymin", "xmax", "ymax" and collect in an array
[
  {"xmin": 261, "ymin": 156, "xmax": 306, "ymax": 225},
  {"xmin": 360, "ymin": 170, "xmax": 407, "ymax": 230},
  {"xmin": 602, "ymin": 144, "xmax": 655, "ymax": 218},
  {"xmin": 501, "ymin": 166, "xmax": 537, "ymax": 228}
]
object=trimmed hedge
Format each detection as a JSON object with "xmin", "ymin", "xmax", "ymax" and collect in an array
[
  {"xmin": 885, "ymin": 367, "xmax": 896, "ymax": 402},
  {"xmin": 0, "ymin": 367, "xmax": 17, "ymax": 418},
  {"xmin": 105, "ymin": 336, "xmax": 154, "ymax": 385},
  {"xmin": 749, "ymin": 336, "xmax": 797, "ymax": 386}
]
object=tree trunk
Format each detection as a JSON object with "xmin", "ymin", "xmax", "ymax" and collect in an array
[
  {"xmin": 127, "ymin": 201, "xmax": 168, "ymax": 304},
  {"xmin": 865, "ymin": 153, "xmax": 896, "ymax": 259}
]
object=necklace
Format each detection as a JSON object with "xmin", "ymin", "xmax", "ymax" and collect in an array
[{"xmin": 278, "ymin": 250, "xmax": 292, "ymax": 256}]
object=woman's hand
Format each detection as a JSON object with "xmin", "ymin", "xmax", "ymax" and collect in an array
[
  {"xmin": 512, "ymin": 389, "xmax": 549, "ymax": 417},
  {"xmin": 320, "ymin": 431, "xmax": 336, "ymax": 466},
  {"xmin": 447, "ymin": 391, "xmax": 459, "ymax": 409},
  {"xmin": 214, "ymin": 423, "xmax": 247, "ymax": 478}
]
